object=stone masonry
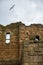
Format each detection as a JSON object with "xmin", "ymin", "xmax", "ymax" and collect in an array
[{"xmin": 0, "ymin": 22, "xmax": 43, "ymax": 65}]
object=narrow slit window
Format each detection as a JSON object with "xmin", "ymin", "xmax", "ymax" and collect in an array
[{"xmin": 6, "ymin": 33, "xmax": 10, "ymax": 44}]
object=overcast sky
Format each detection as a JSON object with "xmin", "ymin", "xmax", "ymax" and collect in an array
[{"xmin": 0, "ymin": 0, "xmax": 43, "ymax": 25}]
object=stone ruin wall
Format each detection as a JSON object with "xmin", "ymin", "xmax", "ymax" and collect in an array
[
  {"xmin": 0, "ymin": 22, "xmax": 43, "ymax": 65},
  {"xmin": 0, "ymin": 23, "xmax": 19, "ymax": 65},
  {"xmin": 22, "ymin": 24, "xmax": 43, "ymax": 65}
]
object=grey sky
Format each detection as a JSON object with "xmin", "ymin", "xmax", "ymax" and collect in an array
[{"xmin": 0, "ymin": 0, "xmax": 43, "ymax": 25}]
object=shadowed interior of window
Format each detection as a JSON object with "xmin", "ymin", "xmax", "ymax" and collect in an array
[{"xmin": 35, "ymin": 35, "xmax": 39, "ymax": 41}]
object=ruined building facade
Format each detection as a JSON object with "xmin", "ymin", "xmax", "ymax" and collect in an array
[{"xmin": 0, "ymin": 22, "xmax": 43, "ymax": 65}]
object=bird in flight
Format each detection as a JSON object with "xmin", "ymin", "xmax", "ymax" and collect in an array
[{"xmin": 9, "ymin": 4, "xmax": 15, "ymax": 10}]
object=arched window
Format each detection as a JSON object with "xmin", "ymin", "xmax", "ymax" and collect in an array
[
  {"xmin": 35, "ymin": 35, "xmax": 39, "ymax": 41},
  {"xmin": 6, "ymin": 33, "xmax": 10, "ymax": 44}
]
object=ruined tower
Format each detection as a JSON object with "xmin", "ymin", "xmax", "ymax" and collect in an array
[{"xmin": 0, "ymin": 22, "xmax": 43, "ymax": 65}]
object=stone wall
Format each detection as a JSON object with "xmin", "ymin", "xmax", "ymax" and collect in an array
[
  {"xmin": 22, "ymin": 24, "xmax": 43, "ymax": 65},
  {"xmin": 0, "ymin": 22, "xmax": 43, "ymax": 65},
  {"xmin": 0, "ymin": 23, "xmax": 19, "ymax": 65}
]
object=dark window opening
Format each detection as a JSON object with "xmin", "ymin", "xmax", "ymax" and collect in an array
[
  {"xmin": 35, "ymin": 35, "xmax": 39, "ymax": 41},
  {"xmin": 26, "ymin": 32, "xmax": 28, "ymax": 35}
]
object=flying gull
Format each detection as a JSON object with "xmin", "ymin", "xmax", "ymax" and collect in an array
[{"xmin": 9, "ymin": 4, "xmax": 15, "ymax": 10}]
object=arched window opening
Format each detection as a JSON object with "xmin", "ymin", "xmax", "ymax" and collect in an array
[
  {"xmin": 35, "ymin": 35, "xmax": 39, "ymax": 41},
  {"xmin": 6, "ymin": 33, "xmax": 10, "ymax": 44}
]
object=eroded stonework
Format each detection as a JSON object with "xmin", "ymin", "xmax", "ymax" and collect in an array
[{"xmin": 0, "ymin": 22, "xmax": 43, "ymax": 65}]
